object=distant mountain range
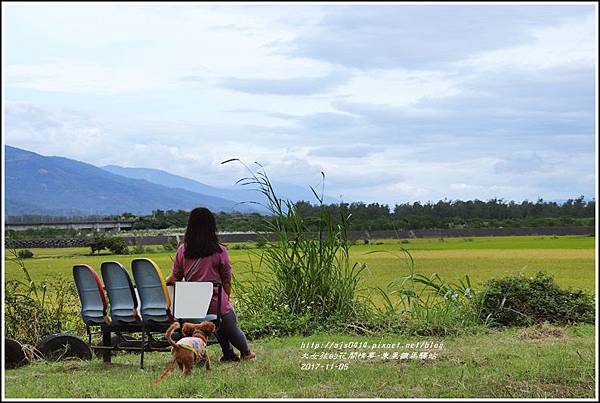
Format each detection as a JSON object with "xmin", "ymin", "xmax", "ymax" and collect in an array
[
  {"xmin": 4, "ymin": 145, "xmax": 332, "ymax": 216},
  {"xmin": 4, "ymin": 145, "xmax": 591, "ymax": 217},
  {"xmin": 101, "ymin": 165, "xmax": 336, "ymax": 207}
]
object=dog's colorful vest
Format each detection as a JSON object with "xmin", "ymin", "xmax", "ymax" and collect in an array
[{"xmin": 176, "ymin": 337, "xmax": 207, "ymax": 359}]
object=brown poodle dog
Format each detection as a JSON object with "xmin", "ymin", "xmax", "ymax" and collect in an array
[{"xmin": 165, "ymin": 321, "xmax": 216, "ymax": 376}]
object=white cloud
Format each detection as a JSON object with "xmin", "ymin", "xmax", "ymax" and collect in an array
[
  {"xmin": 5, "ymin": 59, "xmax": 179, "ymax": 94},
  {"xmin": 3, "ymin": 4, "xmax": 597, "ymax": 204},
  {"xmin": 4, "ymin": 4, "xmax": 333, "ymax": 95},
  {"xmin": 332, "ymin": 69, "xmax": 462, "ymax": 107},
  {"xmin": 465, "ymin": 12, "xmax": 597, "ymax": 71}
]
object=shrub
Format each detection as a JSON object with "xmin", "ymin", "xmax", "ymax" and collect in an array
[
  {"xmin": 17, "ymin": 249, "xmax": 34, "ymax": 259},
  {"xmin": 162, "ymin": 240, "xmax": 178, "ymax": 252},
  {"xmin": 88, "ymin": 234, "xmax": 129, "ymax": 255},
  {"xmin": 400, "ymin": 239, "xmax": 410, "ymax": 244},
  {"xmin": 107, "ymin": 236, "xmax": 129, "ymax": 255},
  {"xmin": 230, "ymin": 243, "xmax": 255, "ymax": 250},
  {"xmin": 474, "ymin": 271, "xmax": 594, "ymax": 327},
  {"xmin": 88, "ymin": 234, "xmax": 110, "ymax": 254}
]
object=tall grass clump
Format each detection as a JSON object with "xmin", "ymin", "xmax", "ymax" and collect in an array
[
  {"xmin": 5, "ymin": 235, "xmax": 84, "ymax": 346},
  {"xmin": 222, "ymin": 159, "xmax": 368, "ymax": 338},
  {"xmin": 361, "ymin": 249, "xmax": 483, "ymax": 336}
]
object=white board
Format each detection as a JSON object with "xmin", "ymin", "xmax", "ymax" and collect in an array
[{"xmin": 173, "ymin": 282, "xmax": 213, "ymax": 319}]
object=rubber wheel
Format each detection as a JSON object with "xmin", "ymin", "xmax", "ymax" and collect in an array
[
  {"xmin": 36, "ymin": 334, "xmax": 92, "ymax": 361},
  {"xmin": 5, "ymin": 338, "xmax": 28, "ymax": 369}
]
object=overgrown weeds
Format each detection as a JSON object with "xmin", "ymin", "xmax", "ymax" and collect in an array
[
  {"xmin": 5, "ymin": 234, "xmax": 84, "ymax": 346},
  {"xmin": 356, "ymin": 248, "xmax": 483, "ymax": 336}
]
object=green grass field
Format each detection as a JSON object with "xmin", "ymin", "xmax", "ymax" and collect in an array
[
  {"xmin": 4, "ymin": 235, "xmax": 596, "ymax": 398},
  {"xmin": 4, "ymin": 324, "xmax": 595, "ymax": 398},
  {"xmin": 5, "ymin": 235, "xmax": 596, "ymax": 293}
]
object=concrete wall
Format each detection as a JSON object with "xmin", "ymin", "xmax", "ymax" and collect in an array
[
  {"xmin": 354, "ymin": 226, "xmax": 596, "ymax": 239},
  {"xmin": 6, "ymin": 238, "xmax": 90, "ymax": 248},
  {"xmin": 6, "ymin": 221, "xmax": 134, "ymax": 232},
  {"xmin": 5, "ymin": 226, "xmax": 594, "ymax": 249}
]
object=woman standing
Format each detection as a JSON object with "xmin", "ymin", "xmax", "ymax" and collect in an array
[{"xmin": 166, "ymin": 207, "xmax": 256, "ymax": 361}]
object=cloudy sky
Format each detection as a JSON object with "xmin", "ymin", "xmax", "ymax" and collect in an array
[{"xmin": 3, "ymin": 3, "xmax": 597, "ymax": 204}]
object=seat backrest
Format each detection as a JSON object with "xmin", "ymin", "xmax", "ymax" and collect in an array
[
  {"xmin": 167, "ymin": 285, "xmax": 174, "ymax": 312},
  {"xmin": 131, "ymin": 258, "xmax": 172, "ymax": 324},
  {"xmin": 173, "ymin": 282, "xmax": 213, "ymax": 321},
  {"xmin": 100, "ymin": 261, "xmax": 141, "ymax": 324},
  {"xmin": 72, "ymin": 264, "xmax": 109, "ymax": 325}
]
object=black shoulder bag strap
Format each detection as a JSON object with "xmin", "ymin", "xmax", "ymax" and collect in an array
[{"xmin": 183, "ymin": 257, "xmax": 202, "ymax": 281}]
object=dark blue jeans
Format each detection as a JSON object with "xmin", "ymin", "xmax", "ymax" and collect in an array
[{"xmin": 217, "ymin": 309, "xmax": 250, "ymax": 357}]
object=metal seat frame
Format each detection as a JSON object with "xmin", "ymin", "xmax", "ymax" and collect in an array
[{"xmin": 83, "ymin": 281, "xmax": 223, "ymax": 369}]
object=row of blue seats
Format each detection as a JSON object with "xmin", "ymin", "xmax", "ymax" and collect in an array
[
  {"xmin": 73, "ymin": 258, "xmax": 176, "ymax": 327},
  {"xmin": 73, "ymin": 258, "xmax": 221, "ymax": 368}
]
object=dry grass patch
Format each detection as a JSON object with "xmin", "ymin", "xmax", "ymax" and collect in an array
[{"xmin": 518, "ymin": 323, "xmax": 568, "ymax": 341}]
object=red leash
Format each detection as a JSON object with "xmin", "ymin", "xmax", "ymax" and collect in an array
[{"xmin": 155, "ymin": 362, "xmax": 174, "ymax": 384}]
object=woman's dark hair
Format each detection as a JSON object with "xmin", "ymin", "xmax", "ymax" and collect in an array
[{"xmin": 184, "ymin": 207, "xmax": 221, "ymax": 259}]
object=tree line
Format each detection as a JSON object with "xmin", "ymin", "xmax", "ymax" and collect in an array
[
  {"xmin": 123, "ymin": 196, "xmax": 596, "ymax": 231},
  {"xmin": 6, "ymin": 196, "xmax": 595, "ymax": 235}
]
